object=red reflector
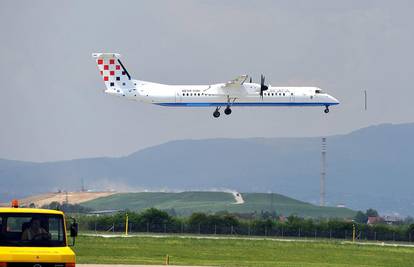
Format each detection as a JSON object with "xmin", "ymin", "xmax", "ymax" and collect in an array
[
  {"xmin": 104, "ymin": 65, "xmax": 109, "ymax": 70},
  {"xmin": 66, "ymin": 263, "xmax": 76, "ymax": 267},
  {"xmin": 116, "ymin": 65, "xmax": 120, "ymax": 70},
  {"xmin": 0, "ymin": 262, "xmax": 7, "ymax": 267},
  {"xmin": 104, "ymin": 76, "xmax": 108, "ymax": 81},
  {"xmin": 97, "ymin": 59, "xmax": 103, "ymax": 64},
  {"xmin": 109, "ymin": 59, "xmax": 115, "ymax": 64}
]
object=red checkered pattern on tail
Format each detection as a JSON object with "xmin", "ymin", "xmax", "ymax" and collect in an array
[{"xmin": 96, "ymin": 57, "xmax": 130, "ymax": 89}]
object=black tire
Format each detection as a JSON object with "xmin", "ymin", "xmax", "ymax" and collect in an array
[
  {"xmin": 213, "ymin": 111, "xmax": 220, "ymax": 118},
  {"xmin": 224, "ymin": 107, "xmax": 232, "ymax": 115},
  {"xmin": 324, "ymin": 108, "xmax": 329, "ymax": 113}
]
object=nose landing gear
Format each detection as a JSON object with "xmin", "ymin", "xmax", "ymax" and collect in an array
[{"xmin": 324, "ymin": 106, "xmax": 330, "ymax": 113}]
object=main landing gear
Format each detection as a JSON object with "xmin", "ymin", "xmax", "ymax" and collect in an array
[
  {"xmin": 212, "ymin": 106, "xmax": 232, "ymax": 118},
  {"xmin": 213, "ymin": 96, "xmax": 235, "ymax": 118},
  {"xmin": 213, "ymin": 107, "xmax": 221, "ymax": 118},
  {"xmin": 213, "ymin": 105, "xmax": 232, "ymax": 118},
  {"xmin": 324, "ymin": 106, "xmax": 330, "ymax": 113}
]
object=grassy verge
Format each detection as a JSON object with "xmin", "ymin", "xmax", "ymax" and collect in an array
[{"xmin": 73, "ymin": 235, "xmax": 414, "ymax": 267}]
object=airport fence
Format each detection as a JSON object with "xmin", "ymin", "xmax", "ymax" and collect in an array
[{"xmin": 75, "ymin": 215, "xmax": 414, "ymax": 243}]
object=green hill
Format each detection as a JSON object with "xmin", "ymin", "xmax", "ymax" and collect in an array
[{"xmin": 82, "ymin": 191, "xmax": 356, "ymax": 218}]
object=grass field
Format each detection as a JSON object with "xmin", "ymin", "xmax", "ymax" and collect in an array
[
  {"xmin": 82, "ymin": 192, "xmax": 356, "ymax": 218},
  {"xmin": 74, "ymin": 235, "xmax": 414, "ymax": 267}
]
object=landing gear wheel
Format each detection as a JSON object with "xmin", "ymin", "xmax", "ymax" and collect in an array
[
  {"xmin": 213, "ymin": 110, "xmax": 221, "ymax": 118},
  {"xmin": 324, "ymin": 107, "xmax": 330, "ymax": 113},
  {"xmin": 224, "ymin": 107, "xmax": 232, "ymax": 115}
]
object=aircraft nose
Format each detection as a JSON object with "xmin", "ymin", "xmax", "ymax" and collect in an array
[{"xmin": 329, "ymin": 95, "xmax": 340, "ymax": 105}]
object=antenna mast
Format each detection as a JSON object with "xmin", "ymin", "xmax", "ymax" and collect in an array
[{"xmin": 320, "ymin": 137, "xmax": 327, "ymax": 206}]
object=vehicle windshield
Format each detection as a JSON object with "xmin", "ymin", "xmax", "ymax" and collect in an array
[{"xmin": 0, "ymin": 213, "xmax": 66, "ymax": 247}]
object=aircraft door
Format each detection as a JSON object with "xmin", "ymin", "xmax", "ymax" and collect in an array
[
  {"xmin": 175, "ymin": 90, "xmax": 182, "ymax": 103},
  {"xmin": 290, "ymin": 92, "xmax": 295, "ymax": 103}
]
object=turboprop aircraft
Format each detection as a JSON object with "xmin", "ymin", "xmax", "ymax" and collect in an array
[{"xmin": 92, "ymin": 53, "xmax": 339, "ymax": 117}]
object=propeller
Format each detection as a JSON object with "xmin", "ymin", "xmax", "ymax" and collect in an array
[{"xmin": 260, "ymin": 74, "xmax": 268, "ymax": 99}]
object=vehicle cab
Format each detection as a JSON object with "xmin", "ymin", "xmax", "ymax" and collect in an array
[{"xmin": 0, "ymin": 200, "xmax": 77, "ymax": 267}]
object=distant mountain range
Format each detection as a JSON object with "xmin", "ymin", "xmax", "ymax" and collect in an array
[{"xmin": 1, "ymin": 123, "xmax": 413, "ymax": 216}]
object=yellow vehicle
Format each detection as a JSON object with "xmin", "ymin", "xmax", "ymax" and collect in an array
[{"xmin": 0, "ymin": 201, "xmax": 78, "ymax": 267}]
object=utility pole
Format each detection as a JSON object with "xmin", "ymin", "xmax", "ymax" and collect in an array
[
  {"xmin": 65, "ymin": 191, "xmax": 69, "ymax": 204},
  {"xmin": 364, "ymin": 90, "xmax": 368, "ymax": 111},
  {"xmin": 270, "ymin": 192, "xmax": 274, "ymax": 211},
  {"xmin": 352, "ymin": 223, "xmax": 356, "ymax": 242},
  {"xmin": 320, "ymin": 138, "xmax": 327, "ymax": 207},
  {"xmin": 81, "ymin": 178, "xmax": 85, "ymax": 192}
]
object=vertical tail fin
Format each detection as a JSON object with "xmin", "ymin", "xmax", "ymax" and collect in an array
[{"xmin": 92, "ymin": 53, "xmax": 135, "ymax": 94}]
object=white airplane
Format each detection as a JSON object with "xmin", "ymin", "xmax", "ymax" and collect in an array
[{"xmin": 92, "ymin": 53, "xmax": 339, "ymax": 117}]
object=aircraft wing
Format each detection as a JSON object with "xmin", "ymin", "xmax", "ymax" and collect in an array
[
  {"xmin": 203, "ymin": 75, "xmax": 249, "ymax": 96},
  {"xmin": 225, "ymin": 75, "xmax": 248, "ymax": 87}
]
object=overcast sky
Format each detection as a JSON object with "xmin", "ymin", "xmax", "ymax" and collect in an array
[{"xmin": 1, "ymin": 0, "xmax": 413, "ymax": 162}]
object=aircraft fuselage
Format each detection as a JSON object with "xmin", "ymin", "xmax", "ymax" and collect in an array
[{"xmin": 109, "ymin": 80, "xmax": 339, "ymax": 108}]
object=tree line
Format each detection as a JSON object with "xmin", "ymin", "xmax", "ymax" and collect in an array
[
  {"xmin": 41, "ymin": 201, "xmax": 93, "ymax": 213},
  {"xmin": 72, "ymin": 208, "xmax": 414, "ymax": 242}
]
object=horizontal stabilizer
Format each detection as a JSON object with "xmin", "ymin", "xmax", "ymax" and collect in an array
[{"xmin": 92, "ymin": 53, "xmax": 121, "ymax": 59}]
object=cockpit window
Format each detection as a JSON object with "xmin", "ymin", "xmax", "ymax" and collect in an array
[{"xmin": 315, "ymin": 89, "xmax": 323, "ymax": 94}]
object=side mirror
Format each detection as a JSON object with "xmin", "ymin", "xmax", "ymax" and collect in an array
[{"xmin": 70, "ymin": 222, "xmax": 78, "ymax": 237}]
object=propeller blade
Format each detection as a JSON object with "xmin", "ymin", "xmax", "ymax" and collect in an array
[{"xmin": 259, "ymin": 74, "xmax": 268, "ymax": 99}]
